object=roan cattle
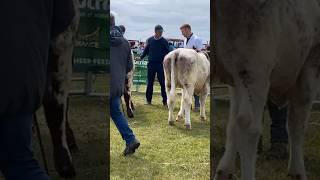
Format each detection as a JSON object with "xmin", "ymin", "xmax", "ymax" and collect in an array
[
  {"xmin": 40, "ymin": 0, "xmax": 80, "ymax": 178},
  {"xmin": 123, "ymin": 51, "xmax": 135, "ymax": 118},
  {"xmin": 214, "ymin": 0, "xmax": 320, "ymax": 179},
  {"xmin": 163, "ymin": 48, "xmax": 210, "ymax": 130}
]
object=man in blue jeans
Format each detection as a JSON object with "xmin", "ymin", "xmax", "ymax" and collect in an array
[
  {"xmin": 0, "ymin": 0, "xmax": 74, "ymax": 179},
  {"xmin": 140, "ymin": 25, "xmax": 170, "ymax": 106},
  {"xmin": 110, "ymin": 13, "xmax": 140, "ymax": 156},
  {"xmin": 0, "ymin": 113, "xmax": 50, "ymax": 180}
]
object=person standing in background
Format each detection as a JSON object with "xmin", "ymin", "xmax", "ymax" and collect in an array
[
  {"xmin": 169, "ymin": 42, "xmax": 175, "ymax": 51},
  {"xmin": 140, "ymin": 25, "xmax": 170, "ymax": 106},
  {"xmin": 180, "ymin": 24, "xmax": 204, "ymax": 112},
  {"xmin": 110, "ymin": 13, "xmax": 140, "ymax": 156}
]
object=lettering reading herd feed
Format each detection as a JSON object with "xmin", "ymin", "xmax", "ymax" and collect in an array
[
  {"xmin": 214, "ymin": 0, "xmax": 320, "ymax": 179},
  {"xmin": 163, "ymin": 48, "xmax": 210, "ymax": 130}
]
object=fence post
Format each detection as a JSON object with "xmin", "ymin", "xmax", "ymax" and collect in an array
[{"xmin": 85, "ymin": 71, "xmax": 93, "ymax": 96}]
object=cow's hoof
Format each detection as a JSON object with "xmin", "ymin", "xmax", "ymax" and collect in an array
[
  {"xmin": 57, "ymin": 164, "xmax": 76, "ymax": 178},
  {"xmin": 288, "ymin": 174, "xmax": 306, "ymax": 180},
  {"xmin": 185, "ymin": 124, "xmax": 191, "ymax": 130},
  {"xmin": 176, "ymin": 115, "xmax": 183, "ymax": 122},
  {"xmin": 127, "ymin": 110, "xmax": 134, "ymax": 118},
  {"xmin": 214, "ymin": 170, "xmax": 234, "ymax": 180},
  {"xmin": 168, "ymin": 121, "xmax": 175, "ymax": 126},
  {"xmin": 200, "ymin": 116, "xmax": 206, "ymax": 122}
]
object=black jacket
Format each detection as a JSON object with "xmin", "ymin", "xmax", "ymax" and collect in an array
[{"xmin": 0, "ymin": 0, "xmax": 75, "ymax": 116}]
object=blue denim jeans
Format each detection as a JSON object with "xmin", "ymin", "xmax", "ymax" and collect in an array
[
  {"xmin": 110, "ymin": 96, "xmax": 136, "ymax": 145},
  {"xmin": 267, "ymin": 100, "xmax": 288, "ymax": 144},
  {"xmin": 0, "ymin": 112, "xmax": 50, "ymax": 180}
]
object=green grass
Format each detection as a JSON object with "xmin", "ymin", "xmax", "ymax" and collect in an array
[
  {"xmin": 110, "ymin": 92, "xmax": 210, "ymax": 180},
  {"xmin": 212, "ymin": 100, "xmax": 320, "ymax": 180}
]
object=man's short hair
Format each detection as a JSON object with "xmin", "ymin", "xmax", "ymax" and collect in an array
[
  {"xmin": 119, "ymin": 25, "xmax": 126, "ymax": 34},
  {"xmin": 180, "ymin": 24, "xmax": 191, "ymax": 30}
]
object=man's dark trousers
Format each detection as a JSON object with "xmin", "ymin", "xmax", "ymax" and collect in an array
[
  {"xmin": 194, "ymin": 95, "xmax": 200, "ymax": 108},
  {"xmin": 267, "ymin": 100, "xmax": 288, "ymax": 144},
  {"xmin": 0, "ymin": 112, "xmax": 50, "ymax": 180},
  {"xmin": 146, "ymin": 62, "xmax": 167, "ymax": 104}
]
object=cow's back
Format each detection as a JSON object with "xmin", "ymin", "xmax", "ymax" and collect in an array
[
  {"xmin": 269, "ymin": 0, "xmax": 320, "ymax": 104},
  {"xmin": 164, "ymin": 49, "xmax": 210, "ymax": 93},
  {"xmin": 216, "ymin": 0, "xmax": 320, "ymax": 104}
]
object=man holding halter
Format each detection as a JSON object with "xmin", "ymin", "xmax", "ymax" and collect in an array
[{"xmin": 180, "ymin": 24, "xmax": 205, "ymax": 112}]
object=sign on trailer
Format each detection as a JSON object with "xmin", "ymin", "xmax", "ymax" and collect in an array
[{"xmin": 73, "ymin": 0, "xmax": 109, "ymax": 73}]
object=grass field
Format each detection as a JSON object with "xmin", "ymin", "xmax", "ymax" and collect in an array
[
  {"xmin": 212, "ymin": 88, "xmax": 320, "ymax": 180},
  {"xmin": 110, "ymin": 91, "xmax": 210, "ymax": 180}
]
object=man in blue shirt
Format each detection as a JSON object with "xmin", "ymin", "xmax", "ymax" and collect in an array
[{"xmin": 140, "ymin": 25, "xmax": 170, "ymax": 106}]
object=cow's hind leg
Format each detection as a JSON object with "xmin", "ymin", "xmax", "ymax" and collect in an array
[
  {"xmin": 131, "ymin": 100, "xmax": 135, "ymax": 110},
  {"xmin": 183, "ymin": 86, "xmax": 194, "ymax": 130},
  {"xmin": 236, "ymin": 84, "xmax": 266, "ymax": 180},
  {"xmin": 200, "ymin": 93, "xmax": 208, "ymax": 122},
  {"xmin": 43, "ymin": 89, "xmax": 75, "ymax": 178},
  {"xmin": 287, "ymin": 97, "xmax": 310, "ymax": 180},
  {"xmin": 66, "ymin": 114, "xmax": 79, "ymax": 153},
  {"xmin": 215, "ymin": 78, "xmax": 269, "ymax": 180},
  {"xmin": 44, "ymin": 25, "xmax": 77, "ymax": 178},
  {"xmin": 176, "ymin": 90, "xmax": 184, "ymax": 122},
  {"xmin": 214, "ymin": 86, "xmax": 238, "ymax": 180},
  {"xmin": 166, "ymin": 82, "xmax": 176, "ymax": 126},
  {"xmin": 124, "ymin": 79, "xmax": 134, "ymax": 118},
  {"xmin": 287, "ymin": 54, "xmax": 320, "ymax": 180}
]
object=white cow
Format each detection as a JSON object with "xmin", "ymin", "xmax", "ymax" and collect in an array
[
  {"xmin": 163, "ymin": 48, "xmax": 210, "ymax": 130},
  {"xmin": 214, "ymin": 0, "xmax": 320, "ymax": 180}
]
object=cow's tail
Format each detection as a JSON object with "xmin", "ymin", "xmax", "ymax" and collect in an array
[{"xmin": 169, "ymin": 52, "xmax": 177, "ymax": 100}]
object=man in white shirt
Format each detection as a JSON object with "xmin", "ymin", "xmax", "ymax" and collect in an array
[
  {"xmin": 180, "ymin": 24, "xmax": 204, "ymax": 111},
  {"xmin": 181, "ymin": 24, "xmax": 204, "ymax": 51}
]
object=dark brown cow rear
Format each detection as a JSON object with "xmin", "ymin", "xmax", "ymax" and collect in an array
[
  {"xmin": 123, "ymin": 51, "xmax": 135, "ymax": 118},
  {"xmin": 41, "ymin": 0, "xmax": 80, "ymax": 178}
]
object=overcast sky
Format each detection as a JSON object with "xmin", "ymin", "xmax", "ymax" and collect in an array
[{"xmin": 111, "ymin": 0, "xmax": 210, "ymax": 43}]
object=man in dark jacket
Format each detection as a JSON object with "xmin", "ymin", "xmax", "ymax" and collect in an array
[
  {"xmin": 110, "ymin": 13, "xmax": 140, "ymax": 156},
  {"xmin": 0, "ymin": 0, "xmax": 75, "ymax": 179},
  {"xmin": 140, "ymin": 25, "xmax": 170, "ymax": 105}
]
